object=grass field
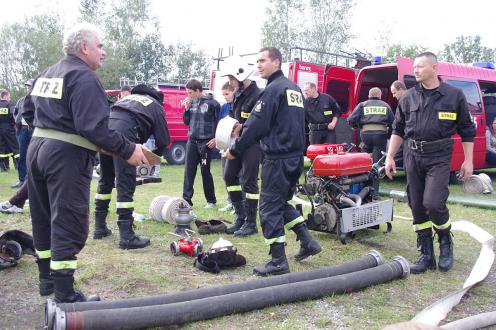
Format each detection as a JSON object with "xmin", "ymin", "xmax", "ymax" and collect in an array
[{"xmin": 0, "ymin": 160, "xmax": 495, "ymax": 329}]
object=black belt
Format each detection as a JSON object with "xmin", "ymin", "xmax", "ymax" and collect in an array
[
  {"xmin": 407, "ymin": 138, "xmax": 453, "ymax": 153},
  {"xmin": 309, "ymin": 123, "xmax": 329, "ymax": 131}
]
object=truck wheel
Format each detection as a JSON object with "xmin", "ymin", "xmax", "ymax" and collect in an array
[{"xmin": 165, "ymin": 142, "xmax": 186, "ymax": 165}]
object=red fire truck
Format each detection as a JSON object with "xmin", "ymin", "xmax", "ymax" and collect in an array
[{"xmin": 322, "ymin": 57, "xmax": 496, "ymax": 175}]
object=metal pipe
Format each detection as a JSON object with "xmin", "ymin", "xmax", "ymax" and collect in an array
[
  {"xmin": 55, "ymin": 257, "xmax": 409, "ymax": 330},
  {"xmin": 51, "ymin": 251, "xmax": 383, "ymax": 316},
  {"xmin": 358, "ymin": 186, "xmax": 371, "ymax": 200}
]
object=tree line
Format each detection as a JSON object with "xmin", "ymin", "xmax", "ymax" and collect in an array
[
  {"xmin": 1, "ymin": 0, "xmax": 496, "ymax": 101},
  {"xmin": 0, "ymin": 0, "xmax": 211, "ymax": 100}
]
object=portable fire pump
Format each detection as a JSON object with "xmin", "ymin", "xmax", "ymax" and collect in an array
[{"xmin": 297, "ymin": 143, "xmax": 393, "ymax": 244}]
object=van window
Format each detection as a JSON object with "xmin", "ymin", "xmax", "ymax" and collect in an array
[
  {"xmin": 446, "ymin": 80, "xmax": 482, "ymax": 114},
  {"xmin": 327, "ymin": 80, "xmax": 350, "ymax": 114}
]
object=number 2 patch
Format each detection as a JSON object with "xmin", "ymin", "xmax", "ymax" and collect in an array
[
  {"xmin": 31, "ymin": 78, "xmax": 64, "ymax": 99},
  {"xmin": 286, "ymin": 90, "xmax": 304, "ymax": 108}
]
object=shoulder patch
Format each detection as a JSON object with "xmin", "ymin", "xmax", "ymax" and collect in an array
[
  {"xmin": 254, "ymin": 100, "xmax": 264, "ymax": 112},
  {"xmin": 286, "ymin": 90, "xmax": 304, "ymax": 108},
  {"xmin": 123, "ymin": 94, "xmax": 153, "ymax": 106},
  {"xmin": 31, "ymin": 78, "xmax": 64, "ymax": 99}
]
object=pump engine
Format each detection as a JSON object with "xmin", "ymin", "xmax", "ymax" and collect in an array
[{"xmin": 298, "ymin": 144, "xmax": 393, "ymax": 244}]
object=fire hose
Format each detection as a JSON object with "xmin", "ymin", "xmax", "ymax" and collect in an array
[
  {"xmin": 47, "ymin": 250, "xmax": 383, "ymax": 326},
  {"xmin": 49, "ymin": 256, "xmax": 409, "ymax": 330}
]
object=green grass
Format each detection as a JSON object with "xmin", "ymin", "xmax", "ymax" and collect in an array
[{"xmin": 0, "ymin": 159, "xmax": 495, "ymax": 329}]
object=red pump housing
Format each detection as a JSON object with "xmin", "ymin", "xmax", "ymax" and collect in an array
[
  {"xmin": 313, "ymin": 153, "xmax": 372, "ymax": 177},
  {"xmin": 306, "ymin": 143, "xmax": 346, "ymax": 160}
]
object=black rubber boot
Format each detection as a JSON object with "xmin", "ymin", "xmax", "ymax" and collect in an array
[
  {"xmin": 253, "ymin": 243, "xmax": 290, "ymax": 276},
  {"xmin": 36, "ymin": 258, "xmax": 54, "ymax": 296},
  {"xmin": 53, "ymin": 270, "xmax": 100, "ymax": 303},
  {"xmin": 410, "ymin": 229, "xmax": 436, "ymax": 274},
  {"xmin": 225, "ymin": 201, "xmax": 246, "ymax": 234},
  {"xmin": 93, "ymin": 209, "xmax": 112, "ymax": 239},
  {"xmin": 234, "ymin": 200, "xmax": 258, "ymax": 237},
  {"xmin": 437, "ymin": 227, "xmax": 454, "ymax": 272},
  {"xmin": 292, "ymin": 222, "xmax": 322, "ymax": 261},
  {"xmin": 117, "ymin": 220, "xmax": 150, "ymax": 250}
]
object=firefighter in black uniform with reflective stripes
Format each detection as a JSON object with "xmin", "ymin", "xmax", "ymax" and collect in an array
[
  {"xmin": 182, "ymin": 79, "xmax": 220, "ymax": 207},
  {"xmin": 93, "ymin": 85, "xmax": 170, "ymax": 249},
  {"xmin": 0, "ymin": 89, "xmax": 19, "ymax": 171},
  {"xmin": 348, "ymin": 87, "xmax": 394, "ymax": 199},
  {"xmin": 385, "ymin": 52, "xmax": 475, "ymax": 274},
  {"xmin": 24, "ymin": 23, "xmax": 148, "ymax": 303},
  {"xmin": 225, "ymin": 47, "xmax": 321, "ymax": 276},
  {"xmin": 220, "ymin": 56, "xmax": 261, "ymax": 237},
  {"xmin": 303, "ymin": 82, "xmax": 341, "ymax": 144}
]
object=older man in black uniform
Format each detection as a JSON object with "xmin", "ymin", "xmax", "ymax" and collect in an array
[
  {"xmin": 93, "ymin": 84, "xmax": 169, "ymax": 249},
  {"xmin": 221, "ymin": 56, "xmax": 261, "ymax": 237},
  {"xmin": 24, "ymin": 23, "xmax": 148, "ymax": 303},
  {"xmin": 385, "ymin": 52, "xmax": 475, "ymax": 274},
  {"xmin": 225, "ymin": 47, "xmax": 321, "ymax": 276},
  {"xmin": 303, "ymin": 82, "xmax": 341, "ymax": 145}
]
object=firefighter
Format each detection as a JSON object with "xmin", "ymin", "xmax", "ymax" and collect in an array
[
  {"xmin": 225, "ymin": 47, "xmax": 321, "ymax": 276},
  {"xmin": 385, "ymin": 52, "xmax": 475, "ymax": 274},
  {"xmin": 93, "ymin": 84, "xmax": 170, "ymax": 249},
  {"xmin": 24, "ymin": 23, "xmax": 148, "ymax": 303},
  {"xmin": 390, "ymin": 80, "xmax": 408, "ymax": 167},
  {"xmin": 348, "ymin": 87, "xmax": 394, "ymax": 199},
  {"xmin": 182, "ymin": 79, "xmax": 220, "ymax": 208},
  {"xmin": 0, "ymin": 89, "xmax": 19, "ymax": 172},
  {"xmin": 220, "ymin": 56, "xmax": 262, "ymax": 237},
  {"xmin": 303, "ymin": 82, "xmax": 341, "ymax": 144}
]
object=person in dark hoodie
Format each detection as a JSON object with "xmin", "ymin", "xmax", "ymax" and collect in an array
[
  {"xmin": 182, "ymin": 79, "xmax": 220, "ymax": 208},
  {"xmin": 93, "ymin": 84, "xmax": 170, "ymax": 249}
]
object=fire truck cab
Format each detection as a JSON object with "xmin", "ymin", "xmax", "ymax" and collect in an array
[{"xmin": 323, "ymin": 57, "xmax": 496, "ymax": 172}]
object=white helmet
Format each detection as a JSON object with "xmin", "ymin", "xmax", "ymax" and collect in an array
[{"xmin": 221, "ymin": 55, "xmax": 254, "ymax": 82}]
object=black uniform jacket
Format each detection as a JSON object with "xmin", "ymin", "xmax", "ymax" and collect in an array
[
  {"xmin": 230, "ymin": 70, "xmax": 306, "ymax": 159},
  {"xmin": 348, "ymin": 97, "xmax": 394, "ymax": 129},
  {"xmin": 183, "ymin": 95, "xmax": 220, "ymax": 140},
  {"xmin": 392, "ymin": 82, "xmax": 476, "ymax": 143},
  {"xmin": 231, "ymin": 81, "xmax": 261, "ymax": 126},
  {"xmin": 304, "ymin": 92, "xmax": 340, "ymax": 124},
  {"xmin": 24, "ymin": 55, "xmax": 135, "ymax": 159},
  {"xmin": 0, "ymin": 99, "xmax": 14, "ymax": 125},
  {"xmin": 111, "ymin": 94, "xmax": 170, "ymax": 156}
]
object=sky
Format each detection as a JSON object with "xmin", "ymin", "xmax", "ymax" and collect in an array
[{"xmin": 2, "ymin": 0, "xmax": 496, "ymax": 58}]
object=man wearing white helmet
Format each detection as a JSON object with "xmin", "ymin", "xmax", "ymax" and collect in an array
[{"xmin": 221, "ymin": 56, "xmax": 262, "ymax": 237}]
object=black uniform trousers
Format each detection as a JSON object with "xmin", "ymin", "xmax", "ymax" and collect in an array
[
  {"xmin": 224, "ymin": 143, "xmax": 261, "ymax": 203},
  {"xmin": 183, "ymin": 138, "xmax": 216, "ymax": 205},
  {"xmin": 404, "ymin": 149, "xmax": 451, "ymax": 230},
  {"xmin": 0, "ymin": 123, "xmax": 19, "ymax": 170},
  {"xmin": 309, "ymin": 129, "xmax": 336, "ymax": 145},
  {"xmin": 361, "ymin": 131, "xmax": 388, "ymax": 164},
  {"xmin": 28, "ymin": 137, "xmax": 93, "ymax": 266},
  {"xmin": 96, "ymin": 116, "xmax": 138, "ymax": 222},
  {"xmin": 259, "ymin": 156, "xmax": 305, "ymax": 244}
]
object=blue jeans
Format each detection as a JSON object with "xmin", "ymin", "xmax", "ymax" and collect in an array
[{"xmin": 17, "ymin": 126, "xmax": 32, "ymax": 182}]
